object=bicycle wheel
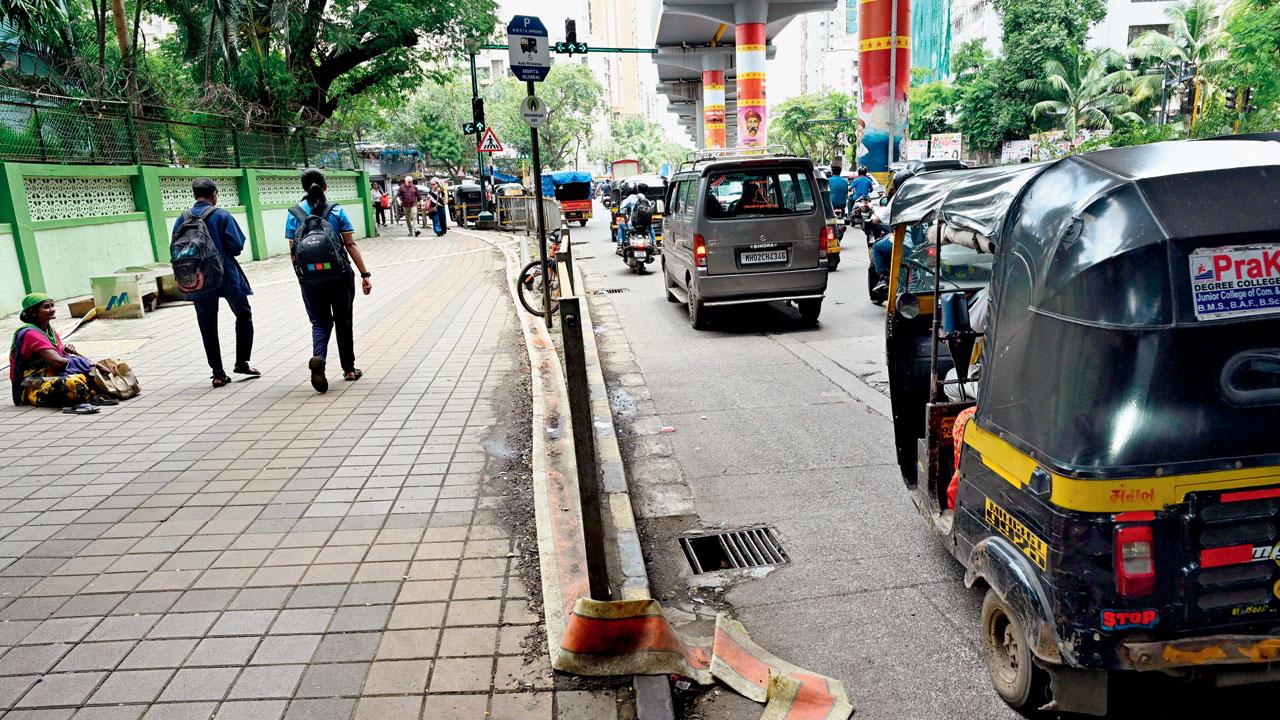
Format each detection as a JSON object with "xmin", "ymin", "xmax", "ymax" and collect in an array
[{"xmin": 516, "ymin": 261, "xmax": 560, "ymax": 317}]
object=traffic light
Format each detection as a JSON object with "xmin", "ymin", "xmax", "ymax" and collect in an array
[
  {"xmin": 1243, "ymin": 87, "xmax": 1256, "ymax": 113},
  {"xmin": 1225, "ymin": 87, "xmax": 1237, "ymax": 111},
  {"xmin": 472, "ymin": 97, "xmax": 485, "ymax": 127},
  {"xmin": 565, "ymin": 19, "xmax": 577, "ymax": 46}
]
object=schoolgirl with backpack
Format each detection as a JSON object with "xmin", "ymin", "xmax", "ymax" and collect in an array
[{"xmin": 286, "ymin": 168, "xmax": 374, "ymax": 393}]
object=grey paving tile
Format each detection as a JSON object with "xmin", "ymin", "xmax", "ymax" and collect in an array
[
  {"xmin": 139, "ymin": 702, "xmax": 217, "ymax": 720},
  {"xmin": 118, "ymin": 639, "xmax": 198, "ymax": 670},
  {"xmin": 295, "ymin": 662, "xmax": 368, "ymax": 698},
  {"xmin": 0, "ymin": 643, "xmax": 70, "ymax": 676},
  {"xmin": 226, "ymin": 664, "xmax": 304, "ymax": 700},
  {"xmin": 146, "ymin": 613, "xmax": 217, "ymax": 640},
  {"xmin": 311, "ymin": 633, "xmax": 379, "ymax": 664},
  {"xmin": 71, "ymin": 706, "xmax": 146, "ymax": 720},
  {"xmin": 86, "ymin": 669, "xmax": 173, "ymax": 705},
  {"xmin": 207, "ymin": 610, "xmax": 276, "ymax": 637},
  {"xmin": 52, "ymin": 641, "xmax": 133, "ymax": 672},
  {"xmin": 15, "ymin": 671, "xmax": 106, "ymax": 708},
  {"xmin": 281, "ymin": 698, "xmax": 355, "ymax": 720},
  {"xmin": 249, "ymin": 635, "xmax": 320, "ymax": 666},
  {"xmin": 156, "ymin": 667, "xmax": 238, "ymax": 702},
  {"xmin": 212, "ymin": 699, "xmax": 286, "ymax": 720},
  {"xmin": 184, "ymin": 637, "xmax": 259, "ymax": 668}
]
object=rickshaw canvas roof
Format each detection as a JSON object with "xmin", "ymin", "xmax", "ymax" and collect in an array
[{"xmin": 888, "ymin": 164, "xmax": 1041, "ymax": 239}]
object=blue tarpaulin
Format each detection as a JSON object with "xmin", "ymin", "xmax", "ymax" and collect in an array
[
  {"xmin": 484, "ymin": 168, "xmax": 519, "ymax": 184},
  {"xmin": 541, "ymin": 170, "xmax": 592, "ymax": 196}
]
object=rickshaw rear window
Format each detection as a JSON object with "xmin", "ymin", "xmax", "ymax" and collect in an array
[
  {"xmin": 705, "ymin": 170, "xmax": 815, "ymax": 219},
  {"xmin": 903, "ymin": 230, "xmax": 994, "ymax": 294},
  {"xmin": 1222, "ymin": 348, "xmax": 1280, "ymax": 406}
]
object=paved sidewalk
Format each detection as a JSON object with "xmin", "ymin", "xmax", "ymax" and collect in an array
[{"xmin": 0, "ymin": 230, "xmax": 620, "ymax": 719}]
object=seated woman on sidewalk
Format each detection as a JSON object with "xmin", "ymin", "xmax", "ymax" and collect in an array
[{"xmin": 8, "ymin": 293, "xmax": 115, "ymax": 414}]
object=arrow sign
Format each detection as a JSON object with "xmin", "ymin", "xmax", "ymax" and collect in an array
[
  {"xmin": 507, "ymin": 15, "xmax": 551, "ymax": 82},
  {"xmin": 477, "ymin": 127, "xmax": 504, "ymax": 153},
  {"xmin": 462, "ymin": 121, "xmax": 486, "ymax": 135}
]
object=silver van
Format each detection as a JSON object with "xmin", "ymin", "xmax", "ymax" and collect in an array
[{"xmin": 661, "ymin": 149, "xmax": 831, "ymax": 329}]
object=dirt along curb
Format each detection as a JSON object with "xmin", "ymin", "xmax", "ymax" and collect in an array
[{"xmin": 460, "ymin": 228, "xmax": 676, "ymax": 719}]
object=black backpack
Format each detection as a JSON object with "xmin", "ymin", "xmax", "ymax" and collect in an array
[
  {"xmin": 631, "ymin": 196, "xmax": 654, "ymax": 227},
  {"xmin": 289, "ymin": 203, "xmax": 350, "ymax": 284},
  {"xmin": 170, "ymin": 207, "xmax": 224, "ymax": 297}
]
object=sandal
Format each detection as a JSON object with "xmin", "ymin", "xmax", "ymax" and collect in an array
[
  {"xmin": 90, "ymin": 396, "xmax": 119, "ymax": 406},
  {"xmin": 309, "ymin": 356, "xmax": 329, "ymax": 393},
  {"xmin": 344, "ymin": 369, "xmax": 363, "ymax": 382},
  {"xmin": 233, "ymin": 363, "xmax": 261, "ymax": 377},
  {"xmin": 62, "ymin": 403, "xmax": 99, "ymax": 415},
  {"xmin": 211, "ymin": 374, "xmax": 231, "ymax": 388}
]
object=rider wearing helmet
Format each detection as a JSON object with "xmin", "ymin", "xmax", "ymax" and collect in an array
[{"xmin": 618, "ymin": 181, "xmax": 655, "ymax": 249}]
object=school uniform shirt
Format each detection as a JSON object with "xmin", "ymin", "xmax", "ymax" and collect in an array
[
  {"xmin": 284, "ymin": 200, "xmax": 357, "ymax": 270},
  {"xmin": 172, "ymin": 201, "xmax": 252, "ymax": 296}
]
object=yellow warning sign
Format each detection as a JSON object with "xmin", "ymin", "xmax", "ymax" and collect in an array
[{"xmin": 478, "ymin": 127, "xmax": 504, "ymax": 153}]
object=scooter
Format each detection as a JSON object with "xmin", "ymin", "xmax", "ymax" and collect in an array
[
  {"xmin": 618, "ymin": 225, "xmax": 658, "ymax": 274},
  {"xmin": 849, "ymin": 195, "xmax": 875, "ymax": 229}
]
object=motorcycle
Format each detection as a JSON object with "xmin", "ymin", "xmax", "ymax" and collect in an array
[
  {"xmin": 618, "ymin": 225, "xmax": 658, "ymax": 274},
  {"xmin": 849, "ymin": 194, "xmax": 876, "ymax": 229}
]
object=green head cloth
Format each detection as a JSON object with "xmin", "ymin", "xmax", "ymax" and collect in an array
[{"xmin": 21, "ymin": 293, "xmax": 50, "ymax": 311}]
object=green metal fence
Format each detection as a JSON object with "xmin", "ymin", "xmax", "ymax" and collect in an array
[{"xmin": 0, "ymin": 98, "xmax": 358, "ymax": 170}]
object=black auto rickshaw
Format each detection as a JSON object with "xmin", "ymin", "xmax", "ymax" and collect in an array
[
  {"xmin": 611, "ymin": 174, "xmax": 667, "ymax": 246},
  {"xmin": 882, "ymin": 135, "xmax": 1280, "ymax": 715},
  {"xmin": 450, "ymin": 182, "xmax": 484, "ymax": 227}
]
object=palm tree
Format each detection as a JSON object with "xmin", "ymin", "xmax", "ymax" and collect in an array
[
  {"xmin": 1020, "ymin": 46, "xmax": 1143, "ymax": 139},
  {"xmin": 1127, "ymin": 0, "xmax": 1229, "ymax": 125}
]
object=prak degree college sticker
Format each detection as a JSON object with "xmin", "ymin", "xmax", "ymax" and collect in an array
[{"xmin": 1190, "ymin": 245, "xmax": 1280, "ymax": 320}]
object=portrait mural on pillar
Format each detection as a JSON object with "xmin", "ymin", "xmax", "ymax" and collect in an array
[{"xmin": 735, "ymin": 22, "xmax": 767, "ymax": 147}]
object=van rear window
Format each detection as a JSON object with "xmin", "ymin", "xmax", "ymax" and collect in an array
[{"xmin": 705, "ymin": 170, "xmax": 815, "ymax": 219}]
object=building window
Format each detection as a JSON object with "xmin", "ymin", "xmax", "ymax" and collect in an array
[{"xmin": 1128, "ymin": 23, "xmax": 1170, "ymax": 43}]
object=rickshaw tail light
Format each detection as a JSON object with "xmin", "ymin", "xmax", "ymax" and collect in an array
[
  {"xmin": 1115, "ymin": 525, "xmax": 1156, "ymax": 597},
  {"xmin": 819, "ymin": 226, "xmax": 832, "ymax": 258},
  {"xmin": 694, "ymin": 234, "xmax": 707, "ymax": 267}
]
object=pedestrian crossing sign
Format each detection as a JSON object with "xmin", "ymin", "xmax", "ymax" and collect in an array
[{"xmin": 478, "ymin": 128, "xmax": 503, "ymax": 153}]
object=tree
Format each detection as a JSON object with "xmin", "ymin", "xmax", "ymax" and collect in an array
[
  {"xmin": 770, "ymin": 92, "xmax": 856, "ymax": 163},
  {"xmin": 592, "ymin": 115, "xmax": 691, "ymax": 174},
  {"xmin": 952, "ymin": 40, "xmax": 1007, "ymax": 152},
  {"xmin": 909, "ymin": 81, "xmax": 958, "ymax": 139},
  {"xmin": 1221, "ymin": 0, "xmax": 1280, "ymax": 130},
  {"xmin": 487, "ymin": 63, "xmax": 603, "ymax": 170},
  {"xmin": 1128, "ymin": 0, "xmax": 1229, "ymax": 124},
  {"xmin": 1021, "ymin": 46, "xmax": 1142, "ymax": 137}
]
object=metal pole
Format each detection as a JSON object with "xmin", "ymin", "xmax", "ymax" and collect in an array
[
  {"xmin": 886, "ymin": 0, "xmax": 899, "ymax": 170},
  {"xmin": 1158, "ymin": 63, "xmax": 1169, "ymax": 126},
  {"xmin": 471, "ymin": 51, "xmax": 493, "ymax": 227},
  {"xmin": 528, "ymin": 80, "xmax": 551, "ymax": 329},
  {"xmin": 33, "ymin": 106, "xmax": 47, "ymax": 162},
  {"xmin": 558, "ymin": 296, "xmax": 609, "ymax": 601}
]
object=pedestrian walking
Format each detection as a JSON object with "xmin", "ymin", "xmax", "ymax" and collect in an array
[
  {"xmin": 286, "ymin": 168, "xmax": 373, "ymax": 393},
  {"xmin": 173, "ymin": 178, "xmax": 258, "ymax": 388},
  {"xmin": 371, "ymin": 182, "xmax": 388, "ymax": 226},
  {"xmin": 397, "ymin": 176, "xmax": 421, "ymax": 236},
  {"xmin": 428, "ymin": 180, "xmax": 449, "ymax": 237}
]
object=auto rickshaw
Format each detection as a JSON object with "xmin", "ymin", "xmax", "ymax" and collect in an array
[
  {"xmin": 543, "ymin": 171, "xmax": 594, "ymax": 226},
  {"xmin": 815, "ymin": 173, "xmax": 842, "ymax": 271},
  {"xmin": 611, "ymin": 174, "xmax": 667, "ymax": 246},
  {"xmin": 881, "ymin": 135, "xmax": 1280, "ymax": 716},
  {"xmin": 449, "ymin": 182, "xmax": 484, "ymax": 227}
]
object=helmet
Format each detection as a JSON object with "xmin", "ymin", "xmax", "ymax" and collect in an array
[{"xmin": 636, "ymin": 182, "xmax": 648, "ymax": 194}]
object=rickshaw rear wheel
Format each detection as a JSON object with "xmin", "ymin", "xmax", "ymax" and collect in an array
[
  {"xmin": 981, "ymin": 589, "xmax": 1049, "ymax": 713},
  {"xmin": 579, "ymin": 219, "xmax": 588, "ymax": 226}
]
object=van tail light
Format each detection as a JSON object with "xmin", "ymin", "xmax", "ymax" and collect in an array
[
  {"xmin": 693, "ymin": 233, "xmax": 707, "ymax": 268},
  {"xmin": 819, "ymin": 226, "xmax": 833, "ymax": 259},
  {"xmin": 1115, "ymin": 524, "xmax": 1156, "ymax": 597}
]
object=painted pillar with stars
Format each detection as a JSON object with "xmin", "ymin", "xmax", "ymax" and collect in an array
[
  {"xmin": 702, "ymin": 69, "xmax": 727, "ymax": 149},
  {"xmin": 857, "ymin": 0, "xmax": 911, "ymax": 183}
]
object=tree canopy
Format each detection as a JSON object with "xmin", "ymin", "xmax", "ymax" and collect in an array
[
  {"xmin": 770, "ymin": 92, "xmax": 856, "ymax": 164},
  {"xmin": 486, "ymin": 62, "xmax": 604, "ymax": 170}
]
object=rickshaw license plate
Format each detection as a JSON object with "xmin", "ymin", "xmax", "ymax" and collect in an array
[
  {"xmin": 742, "ymin": 250, "xmax": 787, "ymax": 265},
  {"xmin": 1190, "ymin": 245, "xmax": 1280, "ymax": 320}
]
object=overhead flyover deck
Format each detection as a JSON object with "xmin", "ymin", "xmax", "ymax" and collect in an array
[{"xmin": 654, "ymin": 0, "xmax": 836, "ymax": 148}]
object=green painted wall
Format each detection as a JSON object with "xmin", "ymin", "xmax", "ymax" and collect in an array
[
  {"xmin": 0, "ymin": 228, "xmax": 23, "ymax": 312},
  {"xmin": 0, "ymin": 162, "xmax": 372, "ymax": 316},
  {"xmin": 35, "ymin": 219, "xmax": 155, "ymax": 300}
]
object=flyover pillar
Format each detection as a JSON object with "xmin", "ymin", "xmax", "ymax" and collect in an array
[
  {"xmin": 702, "ymin": 60, "xmax": 727, "ymax": 149},
  {"xmin": 857, "ymin": 0, "xmax": 911, "ymax": 182},
  {"xmin": 733, "ymin": 1, "xmax": 768, "ymax": 147}
]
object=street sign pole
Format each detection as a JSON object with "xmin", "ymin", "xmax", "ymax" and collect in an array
[
  {"xmin": 468, "ymin": 49, "xmax": 495, "ymax": 229},
  {"xmin": 527, "ymin": 80, "xmax": 551, "ymax": 328}
]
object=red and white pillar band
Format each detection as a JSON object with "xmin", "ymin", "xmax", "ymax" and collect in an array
[
  {"xmin": 702, "ymin": 70, "xmax": 726, "ymax": 149},
  {"xmin": 735, "ymin": 23, "xmax": 766, "ymax": 147}
]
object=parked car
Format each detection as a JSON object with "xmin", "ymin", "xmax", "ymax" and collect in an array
[{"xmin": 661, "ymin": 148, "xmax": 829, "ymax": 329}]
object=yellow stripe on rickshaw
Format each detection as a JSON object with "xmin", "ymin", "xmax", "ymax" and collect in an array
[{"xmin": 963, "ymin": 422, "xmax": 1280, "ymax": 513}]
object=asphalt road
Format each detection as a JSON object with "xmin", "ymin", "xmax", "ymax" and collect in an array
[{"xmin": 569, "ymin": 207, "xmax": 1019, "ymax": 720}]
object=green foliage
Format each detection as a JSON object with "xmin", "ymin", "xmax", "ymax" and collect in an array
[
  {"xmin": 590, "ymin": 115, "xmax": 689, "ymax": 174},
  {"xmin": 1020, "ymin": 46, "xmax": 1141, "ymax": 137},
  {"xmin": 770, "ymin": 92, "xmax": 856, "ymax": 163},
  {"xmin": 908, "ymin": 81, "xmax": 958, "ymax": 139},
  {"xmin": 485, "ymin": 63, "xmax": 604, "ymax": 170},
  {"xmin": 1221, "ymin": 0, "xmax": 1280, "ymax": 125}
]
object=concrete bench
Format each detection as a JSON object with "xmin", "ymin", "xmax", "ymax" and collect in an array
[{"xmin": 89, "ymin": 263, "xmax": 179, "ymax": 319}]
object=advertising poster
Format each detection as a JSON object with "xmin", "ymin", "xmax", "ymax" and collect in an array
[
  {"xmin": 904, "ymin": 139, "xmax": 930, "ymax": 161},
  {"xmin": 1001, "ymin": 140, "xmax": 1034, "ymax": 164},
  {"xmin": 1190, "ymin": 245, "xmax": 1280, "ymax": 320},
  {"xmin": 929, "ymin": 132, "xmax": 961, "ymax": 160}
]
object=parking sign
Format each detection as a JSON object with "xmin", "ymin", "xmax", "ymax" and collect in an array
[{"xmin": 507, "ymin": 16, "xmax": 550, "ymax": 82}]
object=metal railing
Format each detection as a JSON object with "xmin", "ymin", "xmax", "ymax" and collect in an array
[
  {"xmin": 0, "ymin": 96, "xmax": 358, "ymax": 170},
  {"xmin": 495, "ymin": 194, "xmax": 564, "ymax": 235}
]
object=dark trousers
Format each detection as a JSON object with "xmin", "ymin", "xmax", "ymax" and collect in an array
[
  {"xmin": 193, "ymin": 292, "xmax": 253, "ymax": 377},
  {"xmin": 300, "ymin": 276, "xmax": 356, "ymax": 373},
  {"xmin": 375, "ymin": 205, "xmax": 387, "ymax": 225}
]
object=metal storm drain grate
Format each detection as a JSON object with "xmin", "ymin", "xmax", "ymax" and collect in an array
[
  {"xmin": 680, "ymin": 527, "xmax": 790, "ymax": 574},
  {"xmin": 592, "ymin": 288, "xmax": 630, "ymax": 295}
]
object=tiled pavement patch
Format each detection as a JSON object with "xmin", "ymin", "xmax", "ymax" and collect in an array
[{"xmin": 0, "ymin": 232, "xmax": 628, "ymax": 718}]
